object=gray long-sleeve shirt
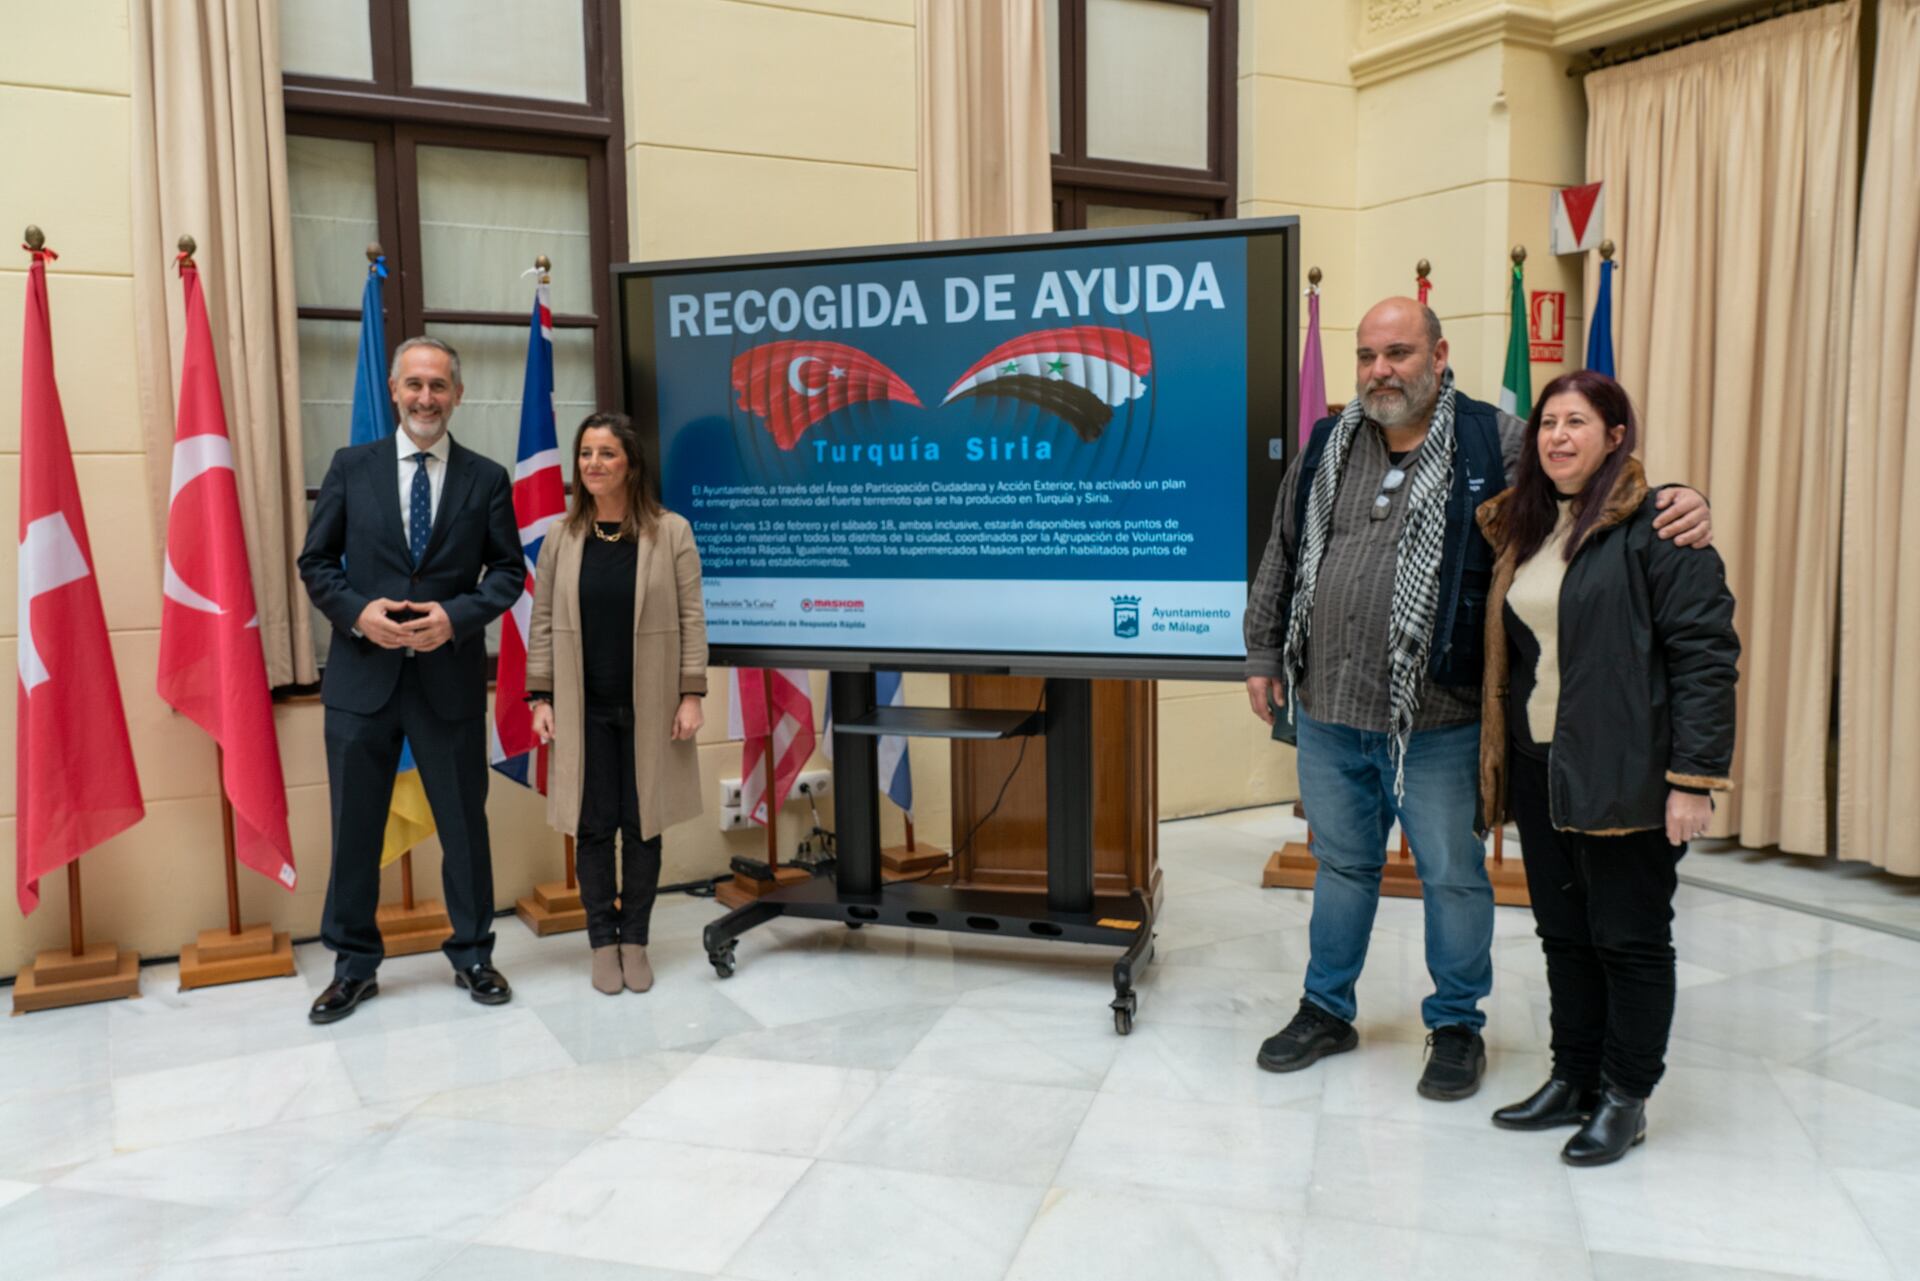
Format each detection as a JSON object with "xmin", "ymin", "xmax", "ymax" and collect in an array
[{"xmin": 1244, "ymin": 412, "xmax": 1526, "ymax": 733}]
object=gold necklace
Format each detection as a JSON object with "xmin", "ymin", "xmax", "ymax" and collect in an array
[{"xmin": 592, "ymin": 521, "xmax": 624, "ymax": 543}]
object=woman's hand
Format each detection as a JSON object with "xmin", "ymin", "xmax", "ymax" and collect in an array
[
  {"xmin": 530, "ymin": 701, "xmax": 555, "ymax": 745},
  {"xmin": 671, "ymin": 694, "xmax": 704, "ymax": 742},
  {"xmin": 1666, "ymin": 789, "xmax": 1713, "ymax": 846}
]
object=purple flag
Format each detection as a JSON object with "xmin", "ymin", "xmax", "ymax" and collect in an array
[{"xmin": 1298, "ymin": 287, "xmax": 1327, "ymax": 448}]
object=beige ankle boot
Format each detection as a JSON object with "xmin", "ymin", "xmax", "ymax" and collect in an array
[
  {"xmin": 591, "ymin": 945, "xmax": 623, "ymax": 995},
  {"xmin": 620, "ymin": 943, "xmax": 653, "ymax": 993}
]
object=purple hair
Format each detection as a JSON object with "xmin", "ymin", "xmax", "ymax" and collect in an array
[{"xmin": 1505, "ymin": 370, "xmax": 1641, "ymax": 565}]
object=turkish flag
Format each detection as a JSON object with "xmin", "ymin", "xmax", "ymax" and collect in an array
[
  {"xmin": 155, "ymin": 260, "xmax": 296, "ymax": 891},
  {"xmin": 730, "ymin": 340, "xmax": 920, "ymax": 450},
  {"xmin": 726, "ymin": 668, "xmax": 815, "ymax": 826},
  {"xmin": 15, "ymin": 249, "xmax": 144, "ymax": 915}
]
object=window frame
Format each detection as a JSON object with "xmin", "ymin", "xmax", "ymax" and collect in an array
[
  {"xmin": 1050, "ymin": 0, "xmax": 1238, "ymax": 225},
  {"xmin": 284, "ymin": 0, "xmax": 627, "ymax": 478}
]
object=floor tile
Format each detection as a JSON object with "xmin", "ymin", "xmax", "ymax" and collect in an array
[
  {"xmin": 1306, "ymin": 1114, "xmax": 1583, "ymax": 1247},
  {"xmin": 892, "ymin": 1003, "xmax": 1124, "ymax": 1089},
  {"xmin": 409, "ymin": 1052, "xmax": 699, "ymax": 1135},
  {"xmin": 475, "ymin": 1136, "xmax": 811, "ymax": 1274},
  {"xmin": 112, "ymin": 1042, "xmax": 362, "ymax": 1151},
  {"xmin": 1834, "ymin": 1167, "xmax": 1920, "ymax": 1281},
  {"xmin": 1569, "ymin": 1147, "xmax": 1891, "ymax": 1281},
  {"xmin": 1053, "ymin": 1090, "xmax": 1318, "ymax": 1214},
  {"xmin": 725, "ymin": 1160, "xmax": 1042, "ymax": 1281},
  {"xmin": 281, "ymin": 1114, "xmax": 593, "ymax": 1238},
  {"xmin": 617, "ymin": 1055, "xmax": 880, "ymax": 1157},
  {"xmin": 1006, "ymin": 1188, "xmax": 1304, "ymax": 1281},
  {"xmin": 333, "ymin": 1007, "xmax": 575, "ymax": 1106},
  {"xmin": 704, "ymin": 1002, "xmax": 946, "ymax": 1071},
  {"xmin": 819, "ymin": 1073, "xmax": 1093, "ymax": 1186},
  {"xmin": 427, "ymin": 1244, "xmax": 706, "ymax": 1281},
  {"xmin": 1767, "ymin": 1064, "xmax": 1920, "ymax": 1173},
  {"xmin": 1297, "ymin": 1217, "xmax": 1593, "ymax": 1281}
]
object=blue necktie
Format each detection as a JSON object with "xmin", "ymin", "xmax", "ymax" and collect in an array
[{"xmin": 408, "ymin": 451, "xmax": 432, "ymax": 566}]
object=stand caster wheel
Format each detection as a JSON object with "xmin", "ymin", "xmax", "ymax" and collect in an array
[
  {"xmin": 845, "ymin": 922, "xmax": 864, "ymax": 930},
  {"xmin": 1111, "ymin": 991, "xmax": 1137, "ymax": 1036},
  {"xmin": 710, "ymin": 946, "xmax": 737, "ymax": 979}
]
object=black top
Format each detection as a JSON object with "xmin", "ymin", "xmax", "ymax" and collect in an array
[{"xmin": 581, "ymin": 523, "xmax": 637, "ymax": 709}]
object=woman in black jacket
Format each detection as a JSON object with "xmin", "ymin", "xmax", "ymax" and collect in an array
[{"xmin": 1475, "ymin": 370, "xmax": 1738, "ymax": 1167}]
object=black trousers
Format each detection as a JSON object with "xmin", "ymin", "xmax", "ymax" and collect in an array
[
  {"xmin": 321, "ymin": 661, "xmax": 496, "ymax": 981},
  {"xmin": 576, "ymin": 703, "xmax": 662, "ymax": 947},
  {"xmin": 1508, "ymin": 745, "xmax": 1682, "ymax": 1098}
]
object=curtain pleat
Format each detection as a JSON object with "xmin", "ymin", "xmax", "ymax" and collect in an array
[
  {"xmin": 917, "ymin": 0, "xmax": 1053, "ymax": 241},
  {"xmin": 132, "ymin": 0, "xmax": 315, "ymax": 686},
  {"xmin": 1584, "ymin": 2, "xmax": 1859, "ymax": 855},
  {"xmin": 1837, "ymin": 0, "xmax": 1920, "ymax": 875}
]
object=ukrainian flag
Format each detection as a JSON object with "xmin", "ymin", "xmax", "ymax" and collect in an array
[{"xmin": 351, "ymin": 254, "xmax": 437, "ymax": 866}]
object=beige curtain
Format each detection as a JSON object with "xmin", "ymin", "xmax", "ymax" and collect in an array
[
  {"xmin": 131, "ymin": 0, "xmax": 315, "ymax": 686},
  {"xmin": 917, "ymin": 0, "xmax": 1053, "ymax": 240},
  {"xmin": 1584, "ymin": 3, "xmax": 1858, "ymax": 856},
  {"xmin": 1838, "ymin": 0, "xmax": 1920, "ymax": 875}
]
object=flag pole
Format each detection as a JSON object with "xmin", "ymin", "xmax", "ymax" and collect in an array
[
  {"xmin": 763, "ymin": 668, "xmax": 780, "ymax": 871},
  {"xmin": 216, "ymin": 747, "xmax": 241, "ymax": 936},
  {"xmin": 67, "ymin": 862, "xmax": 84, "ymax": 957}
]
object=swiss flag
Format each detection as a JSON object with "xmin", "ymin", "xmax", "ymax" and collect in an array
[
  {"xmin": 730, "ymin": 340, "xmax": 920, "ymax": 450},
  {"xmin": 155, "ymin": 258, "xmax": 296, "ymax": 890},
  {"xmin": 15, "ymin": 247, "xmax": 144, "ymax": 915}
]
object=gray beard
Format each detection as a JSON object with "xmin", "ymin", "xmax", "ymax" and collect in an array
[
  {"xmin": 1362, "ymin": 376, "xmax": 1436, "ymax": 430},
  {"xmin": 400, "ymin": 415, "xmax": 450, "ymax": 448}
]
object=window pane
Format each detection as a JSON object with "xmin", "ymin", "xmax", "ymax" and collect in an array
[
  {"xmin": 1086, "ymin": 204, "xmax": 1204, "ymax": 230},
  {"xmin": 1045, "ymin": 0, "xmax": 1061, "ymax": 155},
  {"xmin": 280, "ymin": 0, "xmax": 373, "ymax": 81},
  {"xmin": 417, "ymin": 146, "xmax": 594, "ymax": 316},
  {"xmin": 424, "ymin": 322, "xmax": 598, "ymax": 483},
  {"xmin": 288, "ymin": 136, "xmax": 381, "ymax": 310},
  {"xmin": 297, "ymin": 319, "xmax": 366, "ymax": 486},
  {"xmin": 409, "ymin": 0, "xmax": 588, "ymax": 104},
  {"xmin": 1086, "ymin": 0, "xmax": 1210, "ymax": 170}
]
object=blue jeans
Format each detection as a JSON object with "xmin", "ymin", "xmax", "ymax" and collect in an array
[{"xmin": 1295, "ymin": 709, "xmax": 1493, "ymax": 1030}]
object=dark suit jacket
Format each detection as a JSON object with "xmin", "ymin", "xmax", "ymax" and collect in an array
[{"xmin": 298, "ymin": 433, "xmax": 522, "ymax": 721}]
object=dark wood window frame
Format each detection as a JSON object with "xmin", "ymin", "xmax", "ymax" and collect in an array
[
  {"xmin": 285, "ymin": 0, "xmax": 628, "ymax": 494},
  {"xmin": 1050, "ymin": 0, "xmax": 1238, "ymax": 228}
]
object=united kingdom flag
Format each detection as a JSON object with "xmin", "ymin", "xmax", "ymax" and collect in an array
[{"xmin": 491, "ymin": 277, "xmax": 566, "ymax": 790}]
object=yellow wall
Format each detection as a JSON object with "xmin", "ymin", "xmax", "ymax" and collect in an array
[{"xmin": 1, "ymin": 0, "xmax": 1728, "ymax": 977}]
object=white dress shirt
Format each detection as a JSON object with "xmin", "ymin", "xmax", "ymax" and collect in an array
[{"xmin": 397, "ymin": 428, "xmax": 451, "ymax": 547}]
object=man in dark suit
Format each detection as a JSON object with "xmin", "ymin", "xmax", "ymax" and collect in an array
[{"xmin": 298, "ymin": 336, "xmax": 522, "ymax": 1023}]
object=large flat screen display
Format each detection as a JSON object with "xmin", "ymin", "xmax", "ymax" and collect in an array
[{"xmin": 614, "ymin": 218, "xmax": 1296, "ymax": 680}]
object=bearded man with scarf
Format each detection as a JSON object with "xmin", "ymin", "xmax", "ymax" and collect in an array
[{"xmin": 1241, "ymin": 298, "xmax": 1712, "ymax": 1100}]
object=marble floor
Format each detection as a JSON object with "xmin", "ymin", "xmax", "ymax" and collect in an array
[{"xmin": 4, "ymin": 805, "xmax": 1919, "ymax": 1281}]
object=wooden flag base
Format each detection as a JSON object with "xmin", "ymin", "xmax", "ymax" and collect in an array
[
  {"xmin": 178, "ymin": 924, "xmax": 296, "ymax": 990},
  {"xmin": 516, "ymin": 881, "xmax": 588, "ymax": 936},
  {"xmin": 13, "ymin": 944, "xmax": 141, "ymax": 1014},
  {"xmin": 716, "ymin": 865, "xmax": 810, "ymax": 909},
  {"xmin": 881, "ymin": 842, "xmax": 951, "ymax": 884},
  {"xmin": 377, "ymin": 898, "xmax": 454, "ymax": 956},
  {"xmin": 1263, "ymin": 830, "xmax": 1531, "ymax": 907}
]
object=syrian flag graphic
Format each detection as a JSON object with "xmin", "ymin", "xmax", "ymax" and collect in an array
[
  {"xmin": 731, "ymin": 340, "xmax": 920, "ymax": 451},
  {"xmin": 941, "ymin": 326, "xmax": 1152, "ymax": 442}
]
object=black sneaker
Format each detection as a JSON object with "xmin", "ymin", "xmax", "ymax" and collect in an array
[
  {"xmin": 1256, "ymin": 1000, "xmax": 1359, "ymax": 1073},
  {"xmin": 1418, "ymin": 1025, "xmax": 1488, "ymax": 1100}
]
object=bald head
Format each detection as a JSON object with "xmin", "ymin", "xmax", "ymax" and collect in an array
[{"xmin": 1355, "ymin": 296, "xmax": 1448, "ymax": 430}]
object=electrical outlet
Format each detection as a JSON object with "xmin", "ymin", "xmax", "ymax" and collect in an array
[
  {"xmin": 718, "ymin": 777, "xmax": 743, "ymax": 808},
  {"xmin": 795, "ymin": 769, "xmax": 830, "ymax": 799},
  {"xmin": 717, "ymin": 803, "xmax": 753, "ymax": 831}
]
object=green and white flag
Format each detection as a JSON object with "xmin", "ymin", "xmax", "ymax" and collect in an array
[{"xmin": 1498, "ymin": 262, "xmax": 1531, "ymax": 416}]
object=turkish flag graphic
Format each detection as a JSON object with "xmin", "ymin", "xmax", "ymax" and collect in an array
[
  {"xmin": 156, "ymin": 260, "xmax": 296, "ymax": 891},
  {"xmin": 15, "ymin": 249, "xmax": 144, "ymax": 915},
  {"xmin": 730, "ymin": 340, "xmax": 920, "ymax": 450}
]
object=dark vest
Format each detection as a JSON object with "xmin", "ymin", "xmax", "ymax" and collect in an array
[{"xmin": 1281, "ymin": 393, "xmax": 1507, "ymax": 689}]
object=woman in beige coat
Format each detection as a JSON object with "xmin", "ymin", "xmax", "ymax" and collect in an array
[{"xmin": 527, "ymin": 412, "xmax": 708, "ymax": 995}]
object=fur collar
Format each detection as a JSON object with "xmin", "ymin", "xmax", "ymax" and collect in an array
[{"xmin": 1476, "ymin": 454, "xmax": 1648, "ymax": 558}]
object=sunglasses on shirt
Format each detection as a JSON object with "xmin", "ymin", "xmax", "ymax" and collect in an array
[{"xmin": 1370, "ymin": 466, "xmax": 1408, "ymax": 521}]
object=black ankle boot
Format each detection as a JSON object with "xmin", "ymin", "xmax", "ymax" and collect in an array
[
  {"xmin": 1491, "ymin": 1079, "xmax": 1600, "ymax": 1131},
  {"xmin": 1561, "ymin": 1086, "xmax": 1647, "ymax": 1166}
]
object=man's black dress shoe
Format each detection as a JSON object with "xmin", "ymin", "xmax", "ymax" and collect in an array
[
  {"xmin": 454, "ymin": 963, "xmax": 512, "ymax": 1005},
  {"xmin": 1492, "ymin": 1078, "xmax": 1601, "ymax": 1130},
  {"xmin": 1562, "ymin": 1086, "xmax": 1647, "ymax": 1166},
  {"xmin": 309, "ymin": 977, "xmax": 378, "ymax": 1025}
]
